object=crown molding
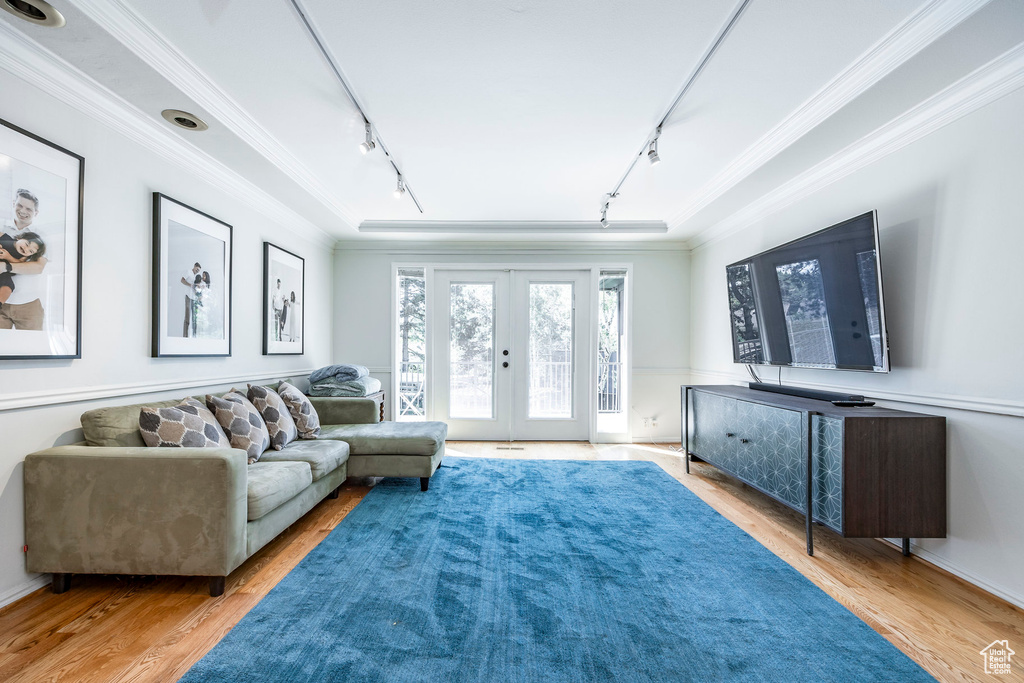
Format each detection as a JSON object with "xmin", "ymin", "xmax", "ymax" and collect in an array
[
  {"xmin": 72, "ymin": 0, "xmax": 361, "ymax": 231},
  {"xmin": 335, "ymin": 240, "xmax": 690, "ymax": 254},
  {"xmin": 688, "ymin": 41, "xmax": 1024, "ymax": 251},
  {"xmin": 359, "ymin": 220, "xmax": 668, "ymax": 234},
  {"xmin": 0, "ymin": 21, "xmax": 336, "ymax": 249},
  {"xmin": 688, "ymin": 367, "xmax": 1024, "ymax": 418},
  {"xmin": 668, "ymin": 0, "xmax": 992, "ymax": 231},
  {"xmin": 0, "ymin": 368, "xmax": 316, "ymax": 413}
]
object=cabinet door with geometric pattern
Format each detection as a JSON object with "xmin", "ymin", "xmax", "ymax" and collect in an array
[
  {"xmin": 690, "ymin": 390, "xmax": 739, "ymax": 474},
  {"xmin": 811, "ymin": 415, "xmax": 844, "ymax": 533},
  {"xmin": 736, "ymin": 399, "xmax": 805, "ymax": 509}
]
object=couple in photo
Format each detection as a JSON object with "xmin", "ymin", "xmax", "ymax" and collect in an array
[
  {"xmin": 0, "ymin": 188, "xmax": 48, "ymax": 330},
  {"xmin": 271, "ymin": 278, "xmax": 300, "ymax": 342},
  {"xmin": 180, "ymin": 261, "xmax": 213, "ymax": 337}
]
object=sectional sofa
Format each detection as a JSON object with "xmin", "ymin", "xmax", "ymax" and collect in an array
[{"xmin": 23, "ymin": 388, "xmax": 447, "ymax": 596}]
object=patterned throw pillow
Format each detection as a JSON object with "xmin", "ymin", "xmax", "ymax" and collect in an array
[
  {"xmin": 277, "ymin": 381, "xmax": 321, "ymax": 439},
  {"xmin": 139, "ymin": 398, "xmax": 230, "ymax": 448},
  {"xmin": 206, "ymin": 391, "xmax": 271, "ymax": 463},
  {"xmin": 247, "ymin": 384, "xmax": 298, "ymax": 451}
]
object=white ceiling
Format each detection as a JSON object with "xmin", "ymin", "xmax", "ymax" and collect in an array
[{"xmin": 3, "ymin": 0, "xmax": 1021, "ymax": 241}]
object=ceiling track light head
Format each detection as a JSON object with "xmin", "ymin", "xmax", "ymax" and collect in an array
[
  {"xmin": 359, "ymin": 121, "xmax": 375, "ymax": 155},
  {"xmin": 394, "ymin": 175, "xmax": 406, "ymax": 199},
  {"xmin": 600, "ymin": 205, "xmax": 610, "ymax": 229},
  {"xmin": 647, "ymin": 139, "xmax": 661, "ymax": 166}
]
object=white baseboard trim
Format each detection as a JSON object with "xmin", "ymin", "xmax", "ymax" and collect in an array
[
  {"xmin": 883, "ymin": 539, "xmax": 1024, "ymax": 610},
  {"xmin": 0, "ymin": 369, "xmax": 316, "ymax": 413},
  {"xmin": 688, "ymin": 368, "xmax": 1024, "ymax": 418},
  {"xmin": 0, "ymin": 574, "xmax": 48, "ymax": 610}
]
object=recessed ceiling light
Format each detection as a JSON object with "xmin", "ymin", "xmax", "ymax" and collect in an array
[
  {"xmin": 160, "ymin": 109, "xmax": 209, "ymax": 132},
  {"xmin": 2, "ymin": 0, "xmax": 66, "ymax": 27}
]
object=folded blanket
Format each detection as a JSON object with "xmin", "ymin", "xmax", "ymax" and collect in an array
[
  {"xmin": 308, "ymin": 375, "xmax": 381, "ymax": 397},
  {"xmin": 309, "ymin": 364, "xmax": 369, "ymax": 384}
]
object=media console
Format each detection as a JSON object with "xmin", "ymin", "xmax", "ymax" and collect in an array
[{"xmin": 682, "ymin": 385, "xmax": 946, "ymax": 556}]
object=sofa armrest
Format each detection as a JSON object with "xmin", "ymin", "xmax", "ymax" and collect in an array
[
  {"xmin": 24, "ymin": 445, "xmax": 249, "ymax": 577},
  {"xmin": 309, "ymin": 396, "xmax": 381, "ymax": 425}
]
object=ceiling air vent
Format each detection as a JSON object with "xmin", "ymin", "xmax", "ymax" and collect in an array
[
  {"xmin": 2, "ymin": 0, "xmax": 66, "ymax": 27},
  {"xmin": 160, "ymin": 109, "xmax": 209, "ymax": 132}
]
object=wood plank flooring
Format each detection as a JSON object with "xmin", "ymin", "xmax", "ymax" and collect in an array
[{"xmin": 1, "ymin": 442, "xmax": 1021, "ymax": 682}]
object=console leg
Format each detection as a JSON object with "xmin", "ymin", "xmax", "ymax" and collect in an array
[
  {"xmin": 902, "ymin": 538, "xmax": 911, "ymax": 557},
  {"xmin": 420, "ymin": 477, "xmax": 429, "ymax": 492},
  {"xmin": 209, "ymin": 576, "xmax": 225, "ymax": 597},
  {"xmin": 328, "ymin": 486, "xmax": 340, "ymax": 499},
  {"xmin": 52, "ymin": 573, "xmax": 70, "ymax": 594}
]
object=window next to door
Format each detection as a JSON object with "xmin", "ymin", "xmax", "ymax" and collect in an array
[
  {"xmin": 598, "ymin": 270, "xmax": 628, "ymax": 435},
  {"xmin": 396, "ymin": 268, "xmax": 426, "ymax": 421}
]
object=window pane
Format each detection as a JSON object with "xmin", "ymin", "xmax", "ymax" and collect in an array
[
  {"xmin": 775, "ymin": 259, "xmax": 836, "ymax": 366},
  {"xmin": 449, "ymin": 283, "xmax": 494, "ymax": 419},
  {"xmin": 529, "ymin": 283, "xmax": 573, "ymax": 418},
  {"xmin": 598, "ymin": 273, "xmax": 624, "ymax": 414},
  {"xmin": 396, "ymin": 269, "xmax": 426, "ymax": 421}
]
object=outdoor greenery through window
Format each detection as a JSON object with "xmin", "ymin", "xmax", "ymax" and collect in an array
[
  {"xmin": 397, "ymin": 268, "xmax": 426, "ymax": 421},
  {"xmin": 598, "ymin": 271, "xmax": 626, "ymax": 433}
]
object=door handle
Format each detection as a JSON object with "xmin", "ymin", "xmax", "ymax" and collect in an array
[{"xmin": 502, "ymin": 361, "xmax": 509, "ymax": 368}]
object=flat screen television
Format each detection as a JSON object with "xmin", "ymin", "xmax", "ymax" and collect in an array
[{"xmin": 726, "ymin": 211, "xmax": 889, "ymax": 372}]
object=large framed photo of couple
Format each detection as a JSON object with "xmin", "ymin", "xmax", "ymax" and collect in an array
[
  {"xmin": 0, "ymin": 118, "xmax": 83, "ymax": 360},
  {"xmin": 152, "ymin": 193, "xmax": 232, "ymax": 357},
  {"xmin": 262, "ymin": 242, "xmax": 304, "ymax": 355}
]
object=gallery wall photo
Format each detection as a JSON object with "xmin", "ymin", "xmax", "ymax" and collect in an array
[
  {"xmin": 0, "ymin": 117, "xmax": 83, "ymax": 360},
  {"xmin": 263, "ymin": 242, "xmax": 304, "ymax": 356},
  {"xmin": 152, "ymin": 192, "xmax": 232, "ymax": 357}
]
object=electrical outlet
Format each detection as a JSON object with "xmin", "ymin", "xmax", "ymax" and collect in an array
[
  {"xmin": 651, "ymin": 419, "xmax": 658, "ymax": 428},
  {"xmin": 642, "ymin": 417, "xmax": 650, "ymax": 428}
]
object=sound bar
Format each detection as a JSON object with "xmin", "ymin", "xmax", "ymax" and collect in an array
[{"xmin": 748, "ymin": 382, "xmax": 865, "ymax": 403}]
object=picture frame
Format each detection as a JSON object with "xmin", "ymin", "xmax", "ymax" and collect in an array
[
  {"xmin": 152, "ymin": 193, "xmax": 232, "ymax": 357},
  {"xmin": 0, "ymin": 117, "xmax": 84, "ymax": 360},
  {"xmin": 263, "ymin": 242, "xmax": 304, "ymax": 355}
]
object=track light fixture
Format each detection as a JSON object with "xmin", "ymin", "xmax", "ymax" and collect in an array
[
  {"xmin": 600, "ymin": 202, "xmax": 610, "ymax": 229},
  {"xmin": 394, "ymin": 174, "xmax": 406, "ymax": 199},
  {"xmin": 647, "ymin": 127, "xmax": 662, "ymax": 166},
  {"xmin": 359, "ymin": 121, "xmax": 375, "ymax": 155}
]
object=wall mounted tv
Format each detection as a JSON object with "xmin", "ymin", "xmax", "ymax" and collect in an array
[{"xmin": 726, "ymin": 211, "xmax": 889, "ymax": 373}]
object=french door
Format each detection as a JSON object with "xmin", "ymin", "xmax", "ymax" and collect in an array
[{"xmin": 433, "ymin": 269, "xmax": 591, "ymax": 441}]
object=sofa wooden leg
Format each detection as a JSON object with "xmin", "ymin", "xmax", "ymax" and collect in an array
[
  {"xmin": 209, "ymin": 576, "xmax": 226, "ymax": 597},
  {"xmin": 328, "ymin": 486, "xmax": 340, "ymax": 499},
  {"xmin": 420, "ymin": 477, "xmax": 429, "ymax": 492},
  {"xmin": 52, "ymin": 573, "xmax": 70, "ymax": 594}
]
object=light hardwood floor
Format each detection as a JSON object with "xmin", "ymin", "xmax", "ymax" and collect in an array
[{"xmin": 1, "ymin": 442, "xmax": 1021, "ymax": 682}]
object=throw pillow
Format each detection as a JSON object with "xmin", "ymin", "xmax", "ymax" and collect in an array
[
  {"xmin": 139, "ymin": 398, "xmax": 230, "ymax": 449},
  {"xmin": 277, "ymin": 380, "xmax": 321, "ymax": 439},
  {"xmin": 247, "ymin": 384, "xmax": 298, "ymax": 450},
  {"xmin": 206, "ymin": 391, "xmax": 271, "ymax": 463}
]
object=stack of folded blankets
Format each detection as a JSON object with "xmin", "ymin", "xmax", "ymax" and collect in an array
[{"xmin": 307, "ymin": 364, "xmax": 382, "ymax": 397}]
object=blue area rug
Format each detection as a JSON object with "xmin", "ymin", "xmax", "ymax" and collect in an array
[{"xmin": 181, "ymin": 458, "xmax": 933, "ymax": 682}]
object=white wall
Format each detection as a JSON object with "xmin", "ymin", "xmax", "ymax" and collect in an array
[
  {"xmin": 689, "ymin": 87, "xmax": 1024, "ymax": 607},
  {"xmin": 333, "ymin": 245, "xmax": 690, "ymax": 442},
  {"xmin": 0, "ymin": 69, "xmax": 334, "ymax": 606}
]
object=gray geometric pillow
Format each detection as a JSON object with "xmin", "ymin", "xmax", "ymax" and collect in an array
[
  {"xmin": 277, "ymin": 381, "xmax": 321, "ymax": 439},
  {"xmin": 139, "ymin": 398, "xmax": 230, "ymax": 449},
  {"xmin": 247, "ymin": 384, "xmax": 298, "ymax": 451},
  {"xmin": 206, "ymin": 391, "xmax": 271, "ymax": 463}
]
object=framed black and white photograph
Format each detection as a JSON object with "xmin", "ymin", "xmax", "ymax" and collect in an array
[
  {"xmin": 0, "ymin": 117, "xmax": 83, "ymax": 360},
  {"xmin": 152, "ymin": 193, "xmax": 232, "ymax": 357},
  {"xmin": 263, "ymin": 242, "xmax": 304, "ymax": 355}
]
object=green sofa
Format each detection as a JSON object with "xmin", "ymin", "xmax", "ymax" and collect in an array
[{"xmin": 23, "ymin": 391, "xmax": 447, "ymax": 597}]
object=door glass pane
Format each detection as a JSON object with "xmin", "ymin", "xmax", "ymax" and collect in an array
[
  {"xmin": 449, "ymin": 283, "xmax": 494, "ymax": 418},
  {"xmin": 396, "ymin": 268, "xmax": 426, "ymax": 421},
  {"xmin": 529, "ymin": 283, "xmax": 573, "ymax": 418}
]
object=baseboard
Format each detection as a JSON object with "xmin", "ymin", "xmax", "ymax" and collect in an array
[
  {"xmin": 0, "ymin": 574, "xmax": 48, "ymax": 610},
  {"xmin": 882, "ymin": 539, "xmax": 1024, "ymax": 611}
]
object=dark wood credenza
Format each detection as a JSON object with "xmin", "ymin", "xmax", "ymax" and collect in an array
[{"xmin": 682, "ymin": 385, "xmax": 946, "ymax": 555}]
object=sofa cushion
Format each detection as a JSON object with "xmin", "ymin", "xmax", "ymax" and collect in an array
[
  {"xmin": 139, "ymin": 398, "xmax": 230, "ymax": 449},
  {"xmin": 277, "ymin": 381, "xmax": 321, "ymax": 439},
  {"xmin": 318, "ymin": 421, "xmax": 447, "ymax": 456},
  {"xmin": 207, "ymin": 392, "xmax": 271, "ymax": 464},
  {"xmin": 259, "ymin": 439, "xmax": 350, "ymax": 481},
  {"xmin": 82, "ymin": 398, "xmax": 184, "ymax": 447},
  {"xmin": 246, "ymin": 461, "xmax": 312, "ymax": 521},
  {"xmin": 247, "ymin": 384, "xmax": 298, "ymax": 450}
]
